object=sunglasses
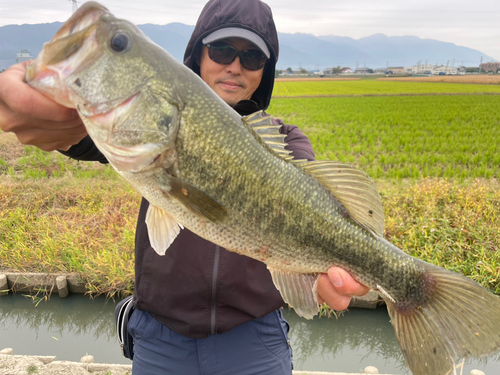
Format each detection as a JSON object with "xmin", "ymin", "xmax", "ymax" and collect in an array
[{"xmin": 206, "ymin": 42, "xmax": 267, "ymax": 71}]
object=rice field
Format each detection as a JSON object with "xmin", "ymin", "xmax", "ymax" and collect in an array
[
  {"xmin": 272, "ymin": 80, "xmax": 500, "ymax": 97},
  {"xmin": 378, "ymin": 75, "xmax": 500, "ymax": 85},
  {"xmin": 268, "ymin": 94, "xmax": 500, "ymax": 180},
  {"xmin": 1, "ymin": 79, "xmax": 499, "ymax": 295}
]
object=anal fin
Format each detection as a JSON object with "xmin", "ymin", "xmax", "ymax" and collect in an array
[{"xmin": 268, "ymin": 266, "xmax": 320, "ymax": 319}]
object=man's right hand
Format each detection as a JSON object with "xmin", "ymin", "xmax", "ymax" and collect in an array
[{"xmin": 0, "ymin": 61, "xmax": 87, "ymax": 151}]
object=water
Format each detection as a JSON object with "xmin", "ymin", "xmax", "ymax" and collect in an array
[{"xmin": 1, "ymin": 293, "xmax": 499, "ymax": 374}]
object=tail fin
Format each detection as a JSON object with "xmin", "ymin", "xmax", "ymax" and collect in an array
[{"xmin": 386, "ymin": 263, "xmax": 500, "ymax": 375}]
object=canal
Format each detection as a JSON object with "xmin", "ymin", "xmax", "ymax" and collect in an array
[{"xmin": 0, "ymin": 293, "xmax": 499, "ymax": 374}]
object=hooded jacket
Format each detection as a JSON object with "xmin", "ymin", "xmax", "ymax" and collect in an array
[
  {"xmin": 61, "ymin": 0, "xmax": 315, "ymax": 338},
  {"xmin": 184, "ymin": 0, "xmax": 279, "ymax": 111}
]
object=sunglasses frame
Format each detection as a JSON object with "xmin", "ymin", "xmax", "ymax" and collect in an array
[{"xmin": 206, "ymin": 43, "xmax": 267, "ymax": 71}]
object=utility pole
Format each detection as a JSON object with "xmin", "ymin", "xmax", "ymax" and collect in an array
[
  {"xmin": 69, "ymin": 0, "xmax": 79, "ymax": 14},
  {"xmin": 479, "ymin": 56, "xmax": 483, "ymax": 74}
]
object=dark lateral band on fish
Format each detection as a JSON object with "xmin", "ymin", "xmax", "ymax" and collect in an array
[{"xmin": 24, "ymin": 2, "xmax": 500, "ymax": 375}]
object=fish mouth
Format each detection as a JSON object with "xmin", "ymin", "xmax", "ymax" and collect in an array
[
  {"xmin": 24, "ymin": 3, "xmax": 109, "ymax": 107},
  {"xmin": 78, "ymin": 92, "xmax": 140, "ymax": 120}
]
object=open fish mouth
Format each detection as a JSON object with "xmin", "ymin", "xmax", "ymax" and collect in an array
[{"xmin": 78, "ymin": 92, "xmax": 140, "ymax": 120}]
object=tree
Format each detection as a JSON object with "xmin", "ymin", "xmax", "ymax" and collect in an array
[{"xmin": 330, "ymin": 66, "xmax": 342, "ymax": 74}]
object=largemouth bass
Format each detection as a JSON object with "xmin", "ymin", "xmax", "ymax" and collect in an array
[{"xmin": 24, "ymin": 3, "xmax": 500, "ymax": 374}]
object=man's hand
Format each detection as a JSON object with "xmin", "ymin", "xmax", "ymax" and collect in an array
[
  {"xmin": 317, "ymin": 267, "xmax": 370, "ymax": 311},
  {"xmin": 0, "ymin": 62, "xmax": 87, "ymax": 151}
]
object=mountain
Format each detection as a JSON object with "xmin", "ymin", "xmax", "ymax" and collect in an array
[
  {"xmin": 317, "ymin": 33, "xmax": 491, "ymax": 69},
  {"xmin": 0, "ymin": 22, "xmax": 495, "ymax": 71}
]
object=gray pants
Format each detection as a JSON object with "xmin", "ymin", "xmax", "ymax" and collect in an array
[{"xmin": 128, "ymin": 308, "xmax": 293, "ymax": 375}]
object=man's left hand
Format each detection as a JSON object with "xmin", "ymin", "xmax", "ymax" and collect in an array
[{"xmin": 317, "ymin": 267, "xmax": 370, "ymax": 311}]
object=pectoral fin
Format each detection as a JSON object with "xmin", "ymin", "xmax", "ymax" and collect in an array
[
  {"xmin": 166, "ymin": 176, "xmax": 227, "ymax": 223},
  {"xmin": 268, "ymin": 266, "xmax": 320, "ymax": 319},
  {"xmin": 145, "ymin": 204, "xmax": 183, "ymax": 255}
]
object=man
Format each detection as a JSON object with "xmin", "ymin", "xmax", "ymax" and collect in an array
[{"xmin": 0, "ymin": 0, "xmax": 369, "ymax": 374}]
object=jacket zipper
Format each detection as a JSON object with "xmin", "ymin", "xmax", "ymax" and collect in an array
[{"xmin": 210, "ymin": 245, "xmax": 220, "ymax": 335}]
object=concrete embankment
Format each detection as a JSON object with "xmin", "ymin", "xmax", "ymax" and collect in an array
[
  {"xmin": 0, "ymin": 350, "xmax": 400, "ymax": 375},
  {"xmin": 0, "ymin": 351, "xmax": 489, "ymax": 375},
  {"xmin": 0, "ymin": 272, "xmax": 382, "ymax": 308}
]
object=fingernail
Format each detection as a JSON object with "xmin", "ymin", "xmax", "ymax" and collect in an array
[{"xmin": 330, "ymin": 271, "xmax": 343, "ymax": 287}]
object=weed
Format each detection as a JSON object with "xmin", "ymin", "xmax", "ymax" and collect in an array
[{"xmin": 27, "ymin": 365, "xmax": 38, "ymax": 373}]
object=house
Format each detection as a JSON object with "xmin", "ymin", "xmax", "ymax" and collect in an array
[
  {"xmin": 354, "ymin": 67, "xmax": 370, "ymax": 74},
  {"xmin": 387, "ymin": 66, "xmax": 405, "ymax": 74},
  {"xmin": 431, "ymin": 65, "xmax": 458, "ymax": 75},
  {"xmin": 480, "ymin": 62, "xmax": 500, "ymax": 73},
  {"xmin": 16, "ymin": 49, "xmax": 33, "ymax": 63},
  {"xmin": 341, "ymin": 67, "xmax": 352, "ymax": 74}
]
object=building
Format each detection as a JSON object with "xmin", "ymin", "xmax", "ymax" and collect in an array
[
  {"xmin": 480, "ymin": 62, "xmax": 500, "ymax": 73},
  {"xmin": 16, "ymin": 49, "xmax": 33, "ymax": 63},
  {"xmin": 432, "ymin": 65, "xmax": 458, "ymax": 75},
  {"xmin": 411, "ymin": 64, "xmax": 436, "ymax": 74},
  {"xmin": 354, "ymin": 67, "xmax": 371, "ymax": 74},
  {"xmin": 341, "ymin": 67, "xmax": 352, "ymax": 74},
  {"xmin": 386, "ymin": 66, "xmax": 406, "ymax": 74}
]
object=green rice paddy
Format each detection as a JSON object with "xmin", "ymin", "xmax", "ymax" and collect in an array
[
  {"xmin": 1, "ymin": 79, "xmax": 499, "ymax": 295},
  {"xmin": 268, "ymin": 94, "xmax": 500, "ymax": 180},
  {"xmin": 272, "ymin": 80, "xmax": 500, "ymax": 97}
]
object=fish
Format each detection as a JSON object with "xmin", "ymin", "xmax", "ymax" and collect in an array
[{"xmin": 24, "ymin": 2, "xmax": 500, "ymax": 374}]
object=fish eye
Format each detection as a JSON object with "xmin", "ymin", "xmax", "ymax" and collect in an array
[{"xmin": 110, "ymin": 33, "xmax": 130, "ymax": 53}]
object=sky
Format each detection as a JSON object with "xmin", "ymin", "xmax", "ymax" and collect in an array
[{"xmin": 1, "ymin": 0, "xmax": 499, "ymax": 61}]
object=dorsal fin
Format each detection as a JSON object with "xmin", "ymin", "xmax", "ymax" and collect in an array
[
  {"xmin": 242, "ymin": 111, "xmax": 384, "ymax": 237},
  {"xmin": 299, "ymin": 161, "xmax": 385, "ymax": 237},
  {"xmin": 242, "ymin": 111, "xmax": 293, "ymax": 161}
]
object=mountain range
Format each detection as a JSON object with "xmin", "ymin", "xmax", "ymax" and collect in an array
[{"xmin": 0, "ymin": 22, "xmax": 496, "ymax": 71}]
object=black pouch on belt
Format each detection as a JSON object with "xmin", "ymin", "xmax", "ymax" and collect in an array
[{"xmin": 115, "ymin": 295, "xmax": 135, "ymax": 360}]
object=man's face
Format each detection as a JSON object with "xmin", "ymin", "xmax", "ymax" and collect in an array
[{"xmin": 199, "ymin": 38, "xmax": 265, "ymax": 106}]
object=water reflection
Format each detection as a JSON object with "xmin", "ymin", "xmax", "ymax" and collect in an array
[
  {"xmin": 284, "ymin": 306, "xmax": 408, "ymax": 374},
  {"xmin": 0, "ymin": 293, "xmax": 129, "ymax": 364},
  {"xmin": 284, "ymin": 307, "xmax": 500, "ymax": 374},
  {"xmin": 0, "ymin": 293, "xmax": 116, "ymax": 340},
  {"xmin": 0, "ymin": 294, "xmax": 499, "ymax": 373}
]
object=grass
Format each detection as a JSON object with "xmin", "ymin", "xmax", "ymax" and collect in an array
[
  {"xmin": 0, "ymin": 174, "xmax": 139, "ymax": 296},
  {"xmin": 1, "ymin": 79, "xmax": 499, "ymax": 297},
  {"xmin": 272, "ymin": 80, "xmax": 500, "ymax": 97},
  {"xmin": 382, "ymin": 178, "xmax": 500, "ymax": 294},
  {"xmin": 0, "ymin": 133, "xmax": 139, "ymax": 296}
]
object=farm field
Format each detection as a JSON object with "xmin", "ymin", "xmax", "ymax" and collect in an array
[
  {"xmin": 268, "ymin": 94, "xmax": 500, "ymax": 180},
  {"xmin": 378, "ymin": 75, "xmax": 500, "ymax": 84},
  {"xmin": 272, "ymin": 79, "xmax": 500, "ymax": 97},
  {"xmin": 1, "ymin": 79, "xmax": 499, "ymax": 296}
]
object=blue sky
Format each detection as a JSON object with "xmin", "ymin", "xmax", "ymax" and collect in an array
[{"xmin": 1, "ymin": 0, "xmax": 499, "ymax": 61}]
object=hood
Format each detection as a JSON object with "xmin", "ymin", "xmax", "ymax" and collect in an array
[{"xmin": 184, "ymin": 0, "xmax": 279, "ymax": 111}]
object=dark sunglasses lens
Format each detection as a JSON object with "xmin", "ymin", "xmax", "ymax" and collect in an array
[
  {"xmin": 240, "ymin": 50, "xmax": 266, "ymax": 71},
  {"xmin": 207, "ymin": 44, "xmax": 266, "ymax": 71},
  {"xmin": 209, "ymin": 45, "xmax": 237, "ymax": 64}
]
